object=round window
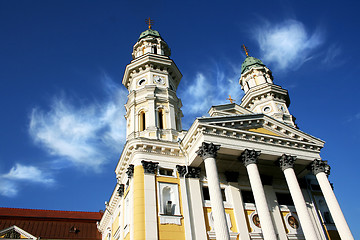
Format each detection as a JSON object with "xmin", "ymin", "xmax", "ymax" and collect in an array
[
  {"xmin": 263, "ymin": 106, "xmax": 271, "ymax": 113},
  {"xmin": 138, "ymin": 79, "xmax": 146, "ymax": 86}
]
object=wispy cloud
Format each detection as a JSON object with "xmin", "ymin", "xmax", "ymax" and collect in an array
[
  {"xmin": 322, "ymin": 43, "xmax": 343, "ymax": 65},
  {"xmin": 180, "ymin": 60, "xmax": 243, "ymax": 125},
  {"xmin": 0, "ymin": 163, "xmax": 54, "ymax": 197},
  {"xmin": 29, "ymin": 75, "xmax": 127, "ymax": 171},
  {"xmin": 254, "ymin": 19, "xmax": 323, "ymax": 71}
]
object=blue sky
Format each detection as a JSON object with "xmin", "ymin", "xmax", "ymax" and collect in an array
[{"xmin": 0, "ymin": 0, "xmax": 359, "ymax": 237}]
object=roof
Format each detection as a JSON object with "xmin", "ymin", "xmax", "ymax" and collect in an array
[
  {"xmin": 241, "ymin": 56, "xmax": 266, "ymax": 74},
  {"xmin": 0, "ymin": 208, "xmax": 103, "ymax": 240},
  {"xmin": 138, "ymin": 28, "xmax": 162, "ymax": 40}
]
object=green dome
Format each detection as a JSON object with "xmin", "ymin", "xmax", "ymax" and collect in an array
[
  {"xmin": 138, "ymin": 29, "xmax": 162, "ymax": 40},
  {"xmin": 241, "ymin": 56, "xmax": 266, "ymax": 74}
]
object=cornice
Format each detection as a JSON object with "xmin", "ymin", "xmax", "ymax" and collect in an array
[
  {"xmin": 98, "ymin": 183, "xmax": 121, "ymax": 233},
  {"xmin": 115, "ymin": 139, "xmax": 183, "ymax": 177},
  {"xmin": 122, "ymin": 54, "xmax": 182, "ymax": 88},
  {"xmin": 181, "ymin": 114, "xmax": 324, "ymax": 157},
  {"xmin": 241, "ymin": 84, "xmax": 290, "ymax": 109}
]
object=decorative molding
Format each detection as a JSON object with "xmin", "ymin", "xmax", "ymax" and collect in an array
[
  {"xmin": 176, "ymin": 165, "xmax": 201, "ymax": 178},
  {"xmin": 187, "ymin": 166, "xmax": 201, "ymax": 178},
  {"xmin": 117, "ymin": 184, "xmax": 125, "ymax": 197},
  {"xmin": 196, "ymin": 142, "xmax": 220, "ymax": 160},
  {"xmin": 225, "ymin": 171, "xmax": 239, "ymax": 182},
  {"xmin": 159, "ymin": 215, "xmax": 182, "ymax": 225},
  {"xmin": 310, "ymin": 159, "xmax": 331, "ymax": 176},
  {"xmin": 176, "ymin": 165, "xmax": 187, "ymax": 177},
  {"xmin": 239, "ymin": 149, "xmax": 261, "ymax": 167},
  {"xmin": 126, "ymin": 165, "xmax": 134, "ymax": 178},
  {"xmin": 5, "ymin": 229, "xmax": 20, "ymax": 239},
  {"xmin": 277, "ymin": 154, "xmax": 296, "ymax": 171},
  {"xmin": 141, "ymin": 160, "xmax": 159, "ymax": 174}
]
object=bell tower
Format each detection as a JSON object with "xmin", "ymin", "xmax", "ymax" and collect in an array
[
  {"xmin": 239, "ymin": 46, "xmax": 296, "ymax": 127},
  {"xmin": 122, "ymin": 23, "xmax": 183, "ymax": 141}
]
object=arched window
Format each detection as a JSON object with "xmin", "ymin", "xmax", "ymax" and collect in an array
[
  {"xmin": 152, "ymin": 46, "xmax": 157, "ymax": 54},
  {"xmin": 139, "ymin": 111, "xmax": 146, "ymax": 131},
  {"xmin": 158, "ymin": 109, "xmax": 164, "ymax": 129},
  {"xmin": 162, "ymin": 186, "xmax": 174, "ymax": 215}
]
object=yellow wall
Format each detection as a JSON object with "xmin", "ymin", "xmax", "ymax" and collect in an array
[
  {"xmin": 133, "ymin": 165, "xmax": 145, "ymax": 239},
  {"xmin": 244, "ymin": 209, "xmax": 255, "ymax": 232},
  {"xmin": 203, "ymin": 207, "xmax": 238, "ymax": 239},
  {"xmin": 156, "ymin": 175, "xmax": 185, "ymax": 240},
  {"xmin": 248, "ymin": 128, "xmax": 280, "ymax": 136}
]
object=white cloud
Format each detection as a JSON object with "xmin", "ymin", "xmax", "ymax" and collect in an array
[
  {"xmin": 3, "ymin": 163, "xmax": 54, "ymax": 184},
  {"xmin": 254, "ymin": 19, "xmax": 323, "ymax": 70},
  {"xmin": 0, "ymin": 163, "xmax": 54, "ymax": 197},
  {"xmin": 0, "ymin": 179, "xmax": 17, "ymax": 197},
  {"xmin": 29, "ymin": 76, "xmax": 127, "ymax": 171}
]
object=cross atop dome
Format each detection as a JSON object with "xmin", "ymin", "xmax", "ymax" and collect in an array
[{"xmin": 145, "ymin": 17, "xmax": 154, "ymax": 29}]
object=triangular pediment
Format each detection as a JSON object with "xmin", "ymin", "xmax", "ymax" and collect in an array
[
  {"xmin": 0, "ymin": 226, "xmax": 37, "ymax": 239},
  {"xmin": 208, "ymin": 103, "xmax": 253, "ymax": 117},
  {"xmin": 197, "ymin": 113, "xmax": 324, "ymax": 146}
]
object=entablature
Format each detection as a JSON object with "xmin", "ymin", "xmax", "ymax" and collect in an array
[{"xmin": 181, "ymin": 114, "xmax": 324, "ymax": 167}]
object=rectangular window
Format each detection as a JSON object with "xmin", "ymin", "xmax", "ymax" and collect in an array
[
  {"xmin": 241, "ymin": 190, "xmax": 255, "ymax": 204},
  {"xmin": 276, "ymin": 192, "xmax": 294, "ymax": 206},
  {"xmin": 159, "ymin": 168, "xmax": 173, "ymax": 177},
  {"xmin": 202, "ymin": 186, "xmax": 226, "ymax": 201},
  {"xmin": 124, "ymin": 195, "xmax": 130, "ymax": 230}
]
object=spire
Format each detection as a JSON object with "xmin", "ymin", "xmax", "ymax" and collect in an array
[{"xmin": 238, "ymin": 48, "xmax": 296, "ymax": 127}]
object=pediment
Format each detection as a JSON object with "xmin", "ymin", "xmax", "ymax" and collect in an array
[
  {"xmin": 197, "ymin": 113, "xmax": 324, "ymax": 146},
  {"xmin": 0, "ymin": 226, "xmax": 37, "ymax": 239},
  {"xmin": 208, "ymin": 103, "xmax": 253, "ymax": 117}
]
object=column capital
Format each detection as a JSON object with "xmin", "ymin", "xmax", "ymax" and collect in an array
[
  {"xmin": 277, "ymin": 154, "xmax": 296, "ymax": 171},
  {"xmin": 239, "ymin": 149, "xmax": 261, "ymax": 167},
  {"xmin": 141, "ymin": 160, "xmax": 159, "ymax": 174},
  {"xmin": 310, "ymin": 159, "xmax": 331, "ymax": 176},
  {"xmin": 196, "ymin": 142, "xmax": 220, "ymax": 160},
  {"xmin": 176, "ymin": 165, "xmax": 201, "ymax": 178},
  {"xmin": 117, "ymin": 184, "xmax": 125, "ymax": 197},
  {"xmin": 126, "ymin": 164, "xmax": 134, "ymax": 178}
]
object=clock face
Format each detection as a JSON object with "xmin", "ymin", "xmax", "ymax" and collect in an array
[
  {"xmin": 277, "ymin": 104, "xmax": 285, "ymax": 112},
  {"xmin": 153, "ymin": 75, "xmax": 165, "ymax": 84}
]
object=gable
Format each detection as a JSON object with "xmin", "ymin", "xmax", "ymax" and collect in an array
[
  {"xmin": 0, "ymin": 226, "xmax": 37, "ymax": 239},
  {"xmin": 197, "ymin": 114, "xmax": 324, "ymax": 146},
  {"xmin": 208, "ymin": 103, "xmax": 252, "ymax": 117}
]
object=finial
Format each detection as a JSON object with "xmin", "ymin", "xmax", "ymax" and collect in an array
[
  {"xmin": 145, "ymin": 17, "xmax": 154, "ymax": 29},
  {"xmin": 227, "ymin": 95, "xmax": 235, "ymax": 103},
  {"xmin": 242, "ymin": 44, "xmax": 249, "ymax": 57}
]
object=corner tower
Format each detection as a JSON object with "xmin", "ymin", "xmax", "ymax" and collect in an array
[
  {"xmin": 239, "ymin": 50, "xmax": 296, "ymax": 127},
  {"xmin": 122, "ymin": 26, "xmax": 183, "ymax": 141}
]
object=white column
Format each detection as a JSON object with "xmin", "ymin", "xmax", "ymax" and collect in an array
[
  {"xmin": 197, "ymin": 142, "xmax": 230, "ymax": 240},
  {"xmin": 179, "ymin": 176, "xmax": 193, "ymax": 240},
  {"xmin": 246, "ymin": 164, "xmax": 277, "ymax": 240},
  {"xmin": 204, "ymin": 157, "xmax": 230, "ymax": 240},
  {"xmin": 278, "ymin": 154, "xmax": 318, "ymax": 240},
  {"xmin": 283, "ymin": 168, "xmax": 318, "ymax": 240},
  {"xmin": 240, "ymin": 149, "xmax": 277, "ymax": 240},
  {"xmin": 311, "ymin": 160, "xmax": 354, "ymax": 240}
]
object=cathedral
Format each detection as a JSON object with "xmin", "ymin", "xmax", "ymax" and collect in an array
[{"xmin": 97, "ymin": 24, "xmax": 354, "ymax": 240}]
